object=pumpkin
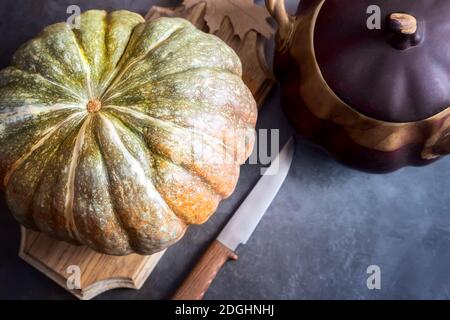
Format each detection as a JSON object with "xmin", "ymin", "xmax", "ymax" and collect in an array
[
  {"xmin": 0, "ymin": 10, "xmax": 257, "ymax": 255},
  {"xmin": 266, "ymin": 0, "xmax": 450, "ymax": 172}
]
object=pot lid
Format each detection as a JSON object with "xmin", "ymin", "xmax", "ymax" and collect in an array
[{"xmin": 314, "ymin": 0, "xmax": 450, "ymax": 122}]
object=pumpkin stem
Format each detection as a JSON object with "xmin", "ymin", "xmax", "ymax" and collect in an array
[
  {"xmin": 387, "ymin": 13, "xmax": 422, "ymax": 50},
  {"xmin": 87, "ymin": 100, "xmax": 102, "ymax": 113}
]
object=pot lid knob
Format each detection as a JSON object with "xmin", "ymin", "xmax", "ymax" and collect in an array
[{"xmin": 387, "ymin": 13, "xmax": 422, "ymax": 50}]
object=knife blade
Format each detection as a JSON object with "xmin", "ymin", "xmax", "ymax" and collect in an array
[{"xmin": 173, "ymin": 137, "xmax": 295, "ymax": 300}]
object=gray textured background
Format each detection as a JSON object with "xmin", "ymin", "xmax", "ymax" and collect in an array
[{"xmin": 1, "ymin": 0, "xmax": 450, "ymax": 300}]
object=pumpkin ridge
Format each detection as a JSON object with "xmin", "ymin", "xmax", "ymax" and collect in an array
[
  {"xmin": 30, "ymin": 119, "xmax": 86, "ymax": 241},
  {"xmin": 69, "ymin": 114, "xmax": 133, "ymax": 254},
  {"xmin": 90, "ymin": 115, "xmax": 134, "ymax": 252},
  {"xmin": 96, "ymin": 11, "xmax": 146, "ymax": 97},
  {"xmin": 98, "ymin": 113, "xmax": 196, "ymax": 236},
  {"xmin": 9, "ymin": 67, "xmax": 86, "ymax": 101},
  {"xmin": 103, "ymin": 104, "xmax": 235, "ymax": 154},
  {"xmin": 99, "ymin": 112, "xmax": 154, "ymax": 171},
  {"xmin": 10, "ymin": 24, "xmax": 89, "ymax": 99},
  {"xmin": 0, "ymin": 67, "xmax": 81, "ymax": 107},
  {"xmin": 100, "ymin": 24, "xmax": 186, "ymax": 101},
  {"xmin": 101, "ymin": 108, "xmax": 225, "ymax": 200},
  {"xmin": 102, "ymin": 112, "xmax": 223, "ymax": 225},
  {"xmin": 110, "ymin": 97, "xmax": 252, "ymax": 137},
  {"xmin": 101, "ymin": 26, "xmax": 244, "ymax": 99},
  {"xmin": 72, "ymin": 10, "xmax": 111, "ymax": 99},
  {"xmin": 103, "ymin": 105, "xmax": 240, "ymax": 179},
  {"xmin": 102, "ymin": 105, "xmax": 241, "ymax": 197},
  {"xmin": 101, "ymin": 68, "xmax": 256, "ymax": 137},
  {"xmin": 3, "ymin": 112, "xmax": 86, "ymax": 188},
  {"xmin": 5, "ymin": 114, "xmax": 86, "ymax": 230},
  {"xmin": 70, "ymin": 27, "xmax": 95, "ymax": 100},
  {"xmin": 94, "ymin": 11, "xmax": 127, "ymax": 98},
  {"xmin": 99, "ymin": 110, "xmax": 157, "ymax": 169},
  {"xmin": 0, "ymin": 104, "xmax": 83, "ymax": 122},
  {"xmin": 94, "ymin": 114, "xmax": 186, "ymax": 252},
  {"xmin": 63, "ymin": 115, "xmax": 91, "ymax": 243},
  {"xmin": 148, "ymin": 143, "xmax": 237, "ymax": 199},
  {"xmin": 102, "ymin": 66, "xmax": 243, "ymax": 105},
  {"xmin": 93, "ymin": 114, "xmax": 144, "ymax": 251},
  {"xmin": 150, "ymin": 154, "xmax": 222, "ymax": 225},
  {"xmin": 0, "ymin": 108, "xmax": 84, "ymax": 187},
  {"xmin": 101, "ymin": 12, "xmax": 109, "ymax": 81}
]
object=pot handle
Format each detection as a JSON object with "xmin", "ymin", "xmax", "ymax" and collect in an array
[
  {"xmin": 423, "ymin": 130, "xmax": 450, "ymax": 160},
  {"xmin": 265, "ymin": 0, "xmax": 295, "ymax": 51}
]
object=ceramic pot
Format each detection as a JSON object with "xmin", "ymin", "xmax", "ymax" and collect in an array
[{"xmin": 266, "ymin": 0, "xmax": 450, "ymax": 172}]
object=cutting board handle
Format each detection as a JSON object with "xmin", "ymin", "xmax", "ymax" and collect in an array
[{"xmin": 173, "ymin": 240, "xmax": 238, "ymax": 300}]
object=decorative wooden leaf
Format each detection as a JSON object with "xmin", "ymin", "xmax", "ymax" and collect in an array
[{"xmin": 183, "ymin": 0, "xmax": 274, "ymax": 39}]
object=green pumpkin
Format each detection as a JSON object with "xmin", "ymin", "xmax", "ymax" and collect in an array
[{"xmin": 0, "ymin": 10, "xmax": 257, "ymax": 255}]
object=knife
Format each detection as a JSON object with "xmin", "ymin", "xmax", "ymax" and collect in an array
[{"xmin": 172, "ymin": 137, "xmax": 295, "ymax": 300}]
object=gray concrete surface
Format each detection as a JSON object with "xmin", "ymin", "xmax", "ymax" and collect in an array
[{"xmin": 0, "ymin": 0, "xmax": 449, "ymax": 300}]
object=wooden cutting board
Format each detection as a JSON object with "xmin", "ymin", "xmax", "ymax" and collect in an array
[
  {"xmin": 20, "ymin": 0, "xmax": 275, "ymax": 300},
  {"xmin": 20, "ymin": 227, "xmax": 165, "ymax": 300}
]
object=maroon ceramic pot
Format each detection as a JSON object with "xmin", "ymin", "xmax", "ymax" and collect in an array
[{"xmin": 267, "ymin": 0, "xmax": 450, "ymax": 172}]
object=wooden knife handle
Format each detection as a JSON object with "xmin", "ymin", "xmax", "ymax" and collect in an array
[{"xmin": 173, "ymin": 240, "xmax": 238, "ymax": 300}]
